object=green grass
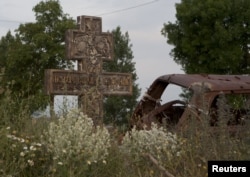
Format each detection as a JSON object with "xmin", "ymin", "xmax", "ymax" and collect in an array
[{"xmin": 0, "ymin": 102, "xmax": 250, "ymax": 177}]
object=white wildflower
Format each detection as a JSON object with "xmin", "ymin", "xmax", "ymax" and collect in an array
[
  {"xmin": 102, "ymin": 160, "xmax": 107, "ymax": 164},
  {"xmin": 45, "ymin": 109, "xmax": 111, "ymax": 164},
  {"xmin": 35, "ymin": 143, "xmax": 42, "ymax": 147},
  {"xmin": 20, "ymin": 138, "xmax": 25, "ymax": 143},
  {"xmin": 121, "ymin": 123, "xmax": 182, "ymax": 165},
  {"xmin": 27, "ymin": 159, "xmax": 34, "ymax": 166},
  {"xmin": 30, "ymin": 146, "xmax": 36, "ymax": 151},
  {"xmin": 57, "ymin": 162, "xmax": 63, "ymax": 165},
  {"xmin": 20, "ymin": 152, "xmax": 25, "ymax": 157}
]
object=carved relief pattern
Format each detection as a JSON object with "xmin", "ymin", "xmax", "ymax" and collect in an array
[
  {"xmin": 72, "ymin": 34, "xmax": 91, "ymax": 58},
  {"xmin": 48, "ymin": 71, "xmax": 132, "ymax": 95},
  {"xmin": 72, "ymin": 34, "xmax": 113, "ymax": 64},
  {"xmin": 81, "ymin": 87, "xmax": 103, "ymax": 122},
  {"xmin": 84, "ymin": 18, "xmax": 102, "ymax": 33},
  {"xmin": 102, "ymin": 74, "xmax": 132, "ymax": 94},
  {"xmin": 94, "ymin": 35, "xmax": 112, "ymax": 60}
]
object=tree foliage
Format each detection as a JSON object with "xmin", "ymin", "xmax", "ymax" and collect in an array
[
  {"xmin": 161, "ymin": 0, "xmax": 250, "ymax": 74},
  {"xmin": 103, "ymin": 27, "xmax": 141, "ymax": 125},
  {"xmin": 0, "ymin": 1, "xmax": 140, "ymax": 125},
  {"xmin": 0, "ymin": 0, "xmax": 75, "ymax": 113}
]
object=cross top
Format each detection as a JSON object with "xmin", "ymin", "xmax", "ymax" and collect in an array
[
  {"xmin": 66, "ymin": 16, "xmax": 114, "ymax": 74},
  {"xmin": 77, "ymin": 16, "xmax": 102, "ymax": 34}
]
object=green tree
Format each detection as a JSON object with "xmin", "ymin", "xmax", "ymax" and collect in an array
[
  {"xmin": 0, "ymin": 0, "xmax": 75, "ymax": 113},
  {"xmin": 0, "ymin": 31, "xmax": 15, "ymax": 97},
  {"xmin": 103, "ymin": 27, "xmax": 141, "ymax": 126},
  {"xmin": 0, "ymin": 32, "xmax": 15, "ymax": 71},
  {"xmin": 161, "ymin": 0, "xmax": 250, "ymax": 74}
]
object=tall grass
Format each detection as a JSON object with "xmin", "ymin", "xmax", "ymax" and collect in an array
[{"xmin": 0, "ymin": 97, "xmax": 250, "ymax": 177}]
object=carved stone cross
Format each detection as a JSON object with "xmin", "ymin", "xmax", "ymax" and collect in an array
[
  {"xmin": 45, "ymin": 16, "xmax": 132, "ymax": 123},
  {"xmin": 66, "ymin": 16, "xmax": 114, "ymax": 74}
]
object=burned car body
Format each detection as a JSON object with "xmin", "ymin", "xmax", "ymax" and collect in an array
[{"xmin": 130, "ymin": 74, "xmax": 250, "ymax": 130}]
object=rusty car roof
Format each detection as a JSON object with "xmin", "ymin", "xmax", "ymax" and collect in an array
[
  {"xmin": 147, "ymin": 74, "xmax": 250, "ymax": 98},
  {"xmin": 160, "ymin": 74, "xmax": 250, "ymax": 90}
]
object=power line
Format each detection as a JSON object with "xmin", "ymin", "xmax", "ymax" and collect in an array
[
  {"xmin": 0, "ymin": 19, "xmax": 24, "ymax": 24},
  {"xmin": 96, "ymin": 0, "xmax": 159, "ymax": 16},
  {"xmin": 0, "ymin": 0, "xmax": 159, "ymax": 24}
]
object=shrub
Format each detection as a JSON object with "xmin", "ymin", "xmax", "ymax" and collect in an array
[
  {"xmin": 121, "ymin": 123, "xmax": 183, "ymax": 171},
  {"xmin": 45, "ymin": 109, "xmax": 111, "ymax": 165}
]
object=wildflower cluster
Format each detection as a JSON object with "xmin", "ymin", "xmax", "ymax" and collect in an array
[
  {"xmin": 121, "ymin": 123, "xmax": 182, "ymax": 165},
  {"xmin": 5, "ymin": 127, "xmax": 45, "ymax": 169},
  {"xmin": 45, "ymin": 109, "xmax": 111, "ymax": 165}
]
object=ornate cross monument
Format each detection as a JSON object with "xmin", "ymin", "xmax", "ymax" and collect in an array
[{"xmin": 45, "ymin": 16, "xmax": 132, "ymax": 123}]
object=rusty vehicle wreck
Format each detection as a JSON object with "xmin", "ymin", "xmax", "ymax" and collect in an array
[{"xmin": 130, "ymin": 74, "xmax": 250, "ymax": 131}]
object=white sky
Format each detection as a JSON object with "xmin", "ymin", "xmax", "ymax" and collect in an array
[{"xmin": 0, "ymin": 0, "xmax": 184, "ymax": 111}]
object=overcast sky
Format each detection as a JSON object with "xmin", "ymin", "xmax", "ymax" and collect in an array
[{"xmin": 0, "ymin": 0, "xmax": 183, "ymax": 109}]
